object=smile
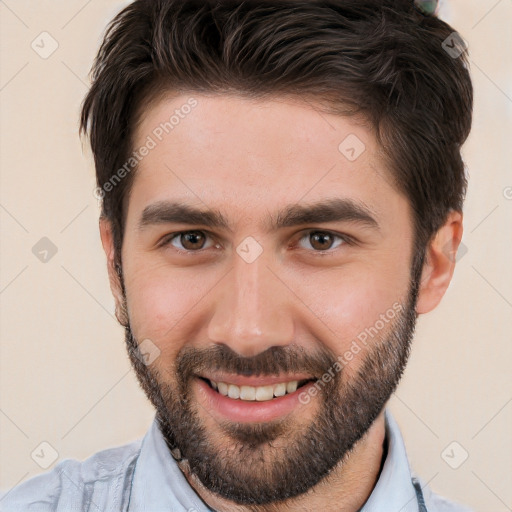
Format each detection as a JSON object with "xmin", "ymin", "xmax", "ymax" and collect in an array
[{"xmin": 204, "ymin": 378, "xmax": 313, "ymax": 402}]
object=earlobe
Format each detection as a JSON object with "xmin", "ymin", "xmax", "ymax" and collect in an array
[
  {"xmin": 416, "ymin": 211, "xmax": 463, "ymax": 315},
  {"xmin": 99, "ymin": 217, "xmax": 128, "ymax": 326}
]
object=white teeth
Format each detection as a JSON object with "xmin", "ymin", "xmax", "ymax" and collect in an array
[
  {"xmin": 255, "ymin": 385, "xmax": 274, "ymax": 401},
  {"xmin": 209, "ymin": 379, "xmax": 302, "ymax": 401},
  {"xmin": 217, "ymin": 382, "xmax": 228, "ymax": 396},
  {"xmin": 273, "ymin": 382, "xmax": 286, "ymax": 397},
  {"xmin": 240, "ymin": 385, "xmax": 256, "ymax": 401},
  {"xmin": 286, "ymin": 381, "xmax": 298, "ymax": 393},
  {"xmin": 227, "ymin": 384, "xmax": 240, "ymax": 399}
]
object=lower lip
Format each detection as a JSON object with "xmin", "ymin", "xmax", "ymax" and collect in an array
[{"xmin": 195, "ymin": 378, "xmax": 316, "ymax": 423}]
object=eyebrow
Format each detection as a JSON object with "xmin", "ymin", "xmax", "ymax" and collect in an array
[{"xmin": 138, "ymin": 198, "xmax": 380, "ymax": 233}]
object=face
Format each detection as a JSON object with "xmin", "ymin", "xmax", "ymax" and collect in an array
[{"xmin": 112, "ymin": 93, "xmax": 422, "ymax": 505}]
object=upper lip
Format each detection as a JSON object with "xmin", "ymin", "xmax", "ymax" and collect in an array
[{"xmin": 197, "ymin": 373, "xmax": 315, "ymax": 387}]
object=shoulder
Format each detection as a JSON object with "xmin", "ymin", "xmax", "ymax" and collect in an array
[{"xmin": 0, "ymin": 438, "xmax": 142, "ymax": 512}]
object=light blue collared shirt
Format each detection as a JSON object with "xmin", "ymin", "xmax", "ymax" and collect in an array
[{"xmin": 1, "ymin": 408, "xmax": 474, "ymax": 512}]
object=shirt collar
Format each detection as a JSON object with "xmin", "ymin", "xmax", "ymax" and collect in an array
[
  {"xmin": 128, "ymin": 408, "xmax": 419, "ymax": 512},
  {"xmin": 360, "ymin": 408, "xmax": 419, "ymax": 512},
  {"xmin": 127, "ymin": 417, "xmax": 212, "ymax": 512}
]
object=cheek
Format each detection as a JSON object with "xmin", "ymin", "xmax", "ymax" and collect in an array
[
  {"xmin": 123, "ymin": 262, "xmax": 209, "ymax": 352},
  {"xmin": 296, "ymin": 261, "xmax": 408, "ymax": 364}
]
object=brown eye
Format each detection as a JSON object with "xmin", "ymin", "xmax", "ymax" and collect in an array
[
  {"xmin": 166, "ymin": 230, "xmax": 215, "ymax": 251},
  {"xmin": 180, "ymin": 231, "xmax": 206, "ymax": 250},
  {"xmin": 310, "ymin": 232, "xmax": 334, "ymax": 250},
  {"xmin": 298, "ymin": 231, "xmax": 346, "ymax": 252}
]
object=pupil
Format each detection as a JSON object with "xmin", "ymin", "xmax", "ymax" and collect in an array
[
  {"xmin": 311, "ymin": 232, "xmax": 331, "ymax": 250},
  {"xmin": 183, "ymin": 231, "xmax": 204, "ymax": 249}
]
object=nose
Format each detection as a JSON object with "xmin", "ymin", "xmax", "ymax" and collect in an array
[{"xmin": 207, "ymin": 245, "xmax": 295, "ymax": 357}]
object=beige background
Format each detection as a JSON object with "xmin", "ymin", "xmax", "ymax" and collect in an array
[{"xmin": 0, "ymin": 1, "xmax": 511, "ymax": 510}]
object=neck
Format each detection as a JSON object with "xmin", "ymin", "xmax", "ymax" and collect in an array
[{"xmin": 181, "ymin": 410, "xmax": 387, "ymax": 512}]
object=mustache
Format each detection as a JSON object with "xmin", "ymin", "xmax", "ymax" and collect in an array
[{"xmin": 174, "ymin": 343, "xmax": 339, "ymax": 384}]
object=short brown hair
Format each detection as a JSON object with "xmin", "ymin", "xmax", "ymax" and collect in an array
[{"xmin": 80, "ymin": 0, "xmax": 473, "ymax": 273}]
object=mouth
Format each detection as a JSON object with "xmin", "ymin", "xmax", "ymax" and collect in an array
[
  {"xmin": 198, "ymin": 376, "xmax": 315, "ymax": 402},
  {"xmin": 195, "ymin": 374, "xmax": 319, "ymax": 423}
]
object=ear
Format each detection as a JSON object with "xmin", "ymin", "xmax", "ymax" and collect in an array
[
  {"xmin": 99, "ymin": 217, "xmax": 128, "ymax": 326},
  {"xmin": 416, "ymin": 210, "xmax": 463, "ymax": 315}
]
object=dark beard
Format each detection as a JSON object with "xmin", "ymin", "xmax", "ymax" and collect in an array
[{"xmin": 122, "ymin": 271, "xmax": 421, "ymax": 507}]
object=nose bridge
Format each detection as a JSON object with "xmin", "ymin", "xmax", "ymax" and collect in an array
[{"xmin": 207, "ymin": 246, "xmax": 294, "ymax": 356}]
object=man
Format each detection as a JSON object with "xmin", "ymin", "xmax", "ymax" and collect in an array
[{"xmin": 2, "ymin": 0, "xmax": 474, "ymax": 510}]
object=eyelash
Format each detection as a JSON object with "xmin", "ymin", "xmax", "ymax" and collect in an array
[{"xmin": 159, "ymin": 230, "xmax": 355, "ymax": 256}]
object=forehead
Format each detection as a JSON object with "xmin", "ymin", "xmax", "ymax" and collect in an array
[{"xmin": 128, "ymin": 93, "xmax": 407, "ymax": 230}]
